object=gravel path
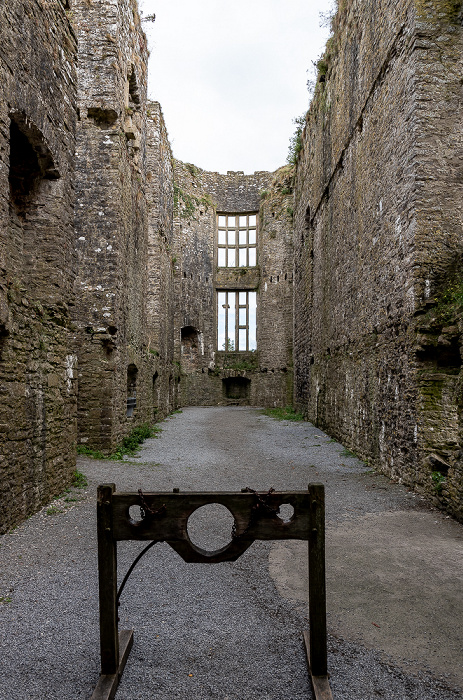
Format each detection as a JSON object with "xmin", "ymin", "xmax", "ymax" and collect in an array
[{"xmin": 0, "ymin": 406, "xmax": 461, "ymax": 699}]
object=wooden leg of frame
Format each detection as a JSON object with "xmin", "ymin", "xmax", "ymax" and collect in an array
[
  {"xmin": 303, "ymin": 631, "xmax": 333, "ymax": 700},
  {"xmin": 90, "ymin": 629, "xmax": 134, "ymax": 700}
]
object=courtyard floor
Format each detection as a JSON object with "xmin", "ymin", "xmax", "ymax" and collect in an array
[{"xmin": 0, "ymin": 406, "xmax": 462, "ymax": 699}]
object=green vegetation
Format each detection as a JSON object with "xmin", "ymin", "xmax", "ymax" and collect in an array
[
  {"xmin": 185, "ymin": 162, "xmax": 200, "ymax": 177},
  {"xmin": 340, "ymin": 448, "xmax": 357, "ymax": 458},
  {"xmin": 46, "ymin": 505, "xmax": 63, "ymax": 516},
  {"xmin": 77, "ymin": 423, "xmax": 161, "ymax": 461},
  {"xmin": 262, "ymin": 406, "xmax": 304, "ymax": 421},
  {"xmin": 287, "ymin": 115, "xmax": 306, "ymax": 165},
  {"xmin": 431, "ymin": 470, "xmax": 446, "ymax": 494},
  {"xmin": 221, "ymin": 353, "xmax": 258, "ymax": 372},
  {"xmin": 420, "ymin": 276, "xmax": 463, "ymax": 327},
  {"xmin": 111, "ymin": 424, "xmax": 161, "ymax": 460},
  {"xmin": 173, "ymin": 181, "xmax": 213, "ymax": 221},
  {"xmin": 416, "ymin": 0, "xmax": 463, "ymax": 25},
  {"xmin": 72, "ymin": 470, "xmax": 88, "ymax": 489},
  {"xmin": 0, "ymin": 596, "xmax": 12, "ymax": 604},
  {"xmin": 76, "ymin": 445, "xmax": 106, "ymax": 459}
]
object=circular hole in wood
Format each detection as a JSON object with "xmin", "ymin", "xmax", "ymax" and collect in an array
[
  {"xmin": 187, "ymin": 503, "xmax": 235, "ymax": 552},
  {"xmin": 129, "ymin": 504, "xmax": 144, "ymax": 523},
  {"xmin": 277, "ymin": 503, "xmax": 294, "ymax": 523}
]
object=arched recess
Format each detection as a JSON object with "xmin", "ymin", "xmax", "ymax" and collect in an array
[
  {"xmin": 181, "ymin": 326, "xmax": 202, "ymax": 371},
  {"xmin": 8, "ymin": 111, "xmax": 63, "ymax": 304},
  {"xmin": 222, "ymin": 376, "xmax": 251, "ymax": 403}
]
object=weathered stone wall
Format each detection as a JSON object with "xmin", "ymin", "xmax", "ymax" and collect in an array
[
  {"xmin": 173, "ymin": 163, "xmax": 293, "ymax": 407},
  {"xmin": 0, "ymin": 0, "xmax": 78, "ymax": 533},
  {"xmin": 146, "ymin": 101, "xmax": 177, "ymax": 420},
  {"xmin": 293, "ymin": 0, "xmax": 463, "ymax": 519},
  {"xmin": 73, "ymin": 0, "xmax": 159, "ymax": 452}
]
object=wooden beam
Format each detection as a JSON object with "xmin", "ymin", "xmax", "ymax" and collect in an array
[
  {"xmin": 303, "ymin": 631, "xmax": 333, "ymax": 700},
  {"xmin": 111, "ymin": 491, "xmax": 310, "ymax": 542},
  {"xmin": 97, "ymin": 484, "xmax": 119, "ymax": 675},
  {"xmin": 90, "ymin": 630, "xmax": 133, "ymax": 700},
  {"xmin": 308, "ymin": 484, "xmax": 328, "ymax": 676}
]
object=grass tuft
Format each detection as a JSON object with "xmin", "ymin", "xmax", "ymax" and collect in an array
[
  {"xmin": 262, "ymin": 406, "xmax": 304, "ymax": 421},
  {"xmin": 72, "ymin": 470, "xmax": 88, "ymax": 488}
]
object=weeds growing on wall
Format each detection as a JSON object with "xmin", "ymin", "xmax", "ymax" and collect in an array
[
  {"xmin": 287, "ymin": 115, "xmax": 306, "ymax": 165},
  {"xmin": 432, "ymin": 470, "xmax": 446, "ymax": 494},
  {"xmin": 420, "ymin": 276, "xmax": 463, "ymax": 326},
  {"xmin": 173, "ymin": 181, "xmax": 213, "ymax": 221}
]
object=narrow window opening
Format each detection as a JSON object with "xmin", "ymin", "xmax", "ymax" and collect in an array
[
  {"xmin": 128, "ymin": 66, "xmax": 141, "ymax": 107},
  {"xmin": 9, "ymin": 120, "xmax": 42, "ymax": 212},
  {"xmin": 181, "ymin": 326, "xmax": 201, "ymax": 370},
  {"xmin": 127, "ymin": 364, "xmax": 138, "ymax": 417}
]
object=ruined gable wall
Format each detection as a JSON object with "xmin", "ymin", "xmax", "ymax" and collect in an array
[
  {"xmin": 173, "ymin": 163, "xmax": 293, "ymax": 407},
  {"xmin": 73, "ymin": 0, "xmax": 155, "ymax": 451},
  {"xmin": 0, "ymin": 0, "xmax": 78, "ymax": 533},
  {"xmin": 293, "ymin": 0, "xmax": 463, "ymax": 519}
]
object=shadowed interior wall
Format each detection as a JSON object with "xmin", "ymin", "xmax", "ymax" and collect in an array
[{"xmin": 0, "ymin": 0, "xmax": 78, "ymax": 533}]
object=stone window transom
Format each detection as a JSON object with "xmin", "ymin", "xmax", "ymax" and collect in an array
[
  {"xmin": 217, "ymin": 213, "xmax": 257, "ymax": 268},
  {"xmin": 217, "ymin": 290, "xmax": 257, "ymax": 351}
]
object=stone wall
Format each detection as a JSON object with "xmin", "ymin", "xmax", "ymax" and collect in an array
[
  {"xmin": 73, "ymin": 0, "xmax": 167, "ymax": 452},
  {"xmin": 0, "ymin": 0, "xmax": 78, "ymax": 533},
  {"xmin": 146, "ymin": 101, "xmax": 178, "ymax": 420},
  {"xmin": 293, "ymin": 0, "xmax": 463, "ymax": 519},
  {"xmin": 173, "ymin": 163, "xmax": 293, "ymax": 407}
]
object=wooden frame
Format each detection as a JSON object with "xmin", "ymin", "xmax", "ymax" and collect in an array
[
  {"xmin": 217, "ymin": 289, "xmax": 257, "ymax": 352},
  {"xmin": 91, "ymin": 484, "xmax": 333, "ymax": 699},
  {"xmin": 217, "ymin": 212, "xmax": 258, "ymax": 269}
]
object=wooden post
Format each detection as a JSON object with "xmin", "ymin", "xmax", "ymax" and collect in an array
[
  {"xmin": 97, "ymin": 484, "xmax": 119, "ymax": 675},
  {"xmin": 308, "ymin": 483, "xmax": 327, "ymax": 677}
]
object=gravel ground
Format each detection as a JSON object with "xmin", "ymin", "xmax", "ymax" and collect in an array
[{"xmin": 0, "ymin": 406, "xmax": 461, "ymax": 699}]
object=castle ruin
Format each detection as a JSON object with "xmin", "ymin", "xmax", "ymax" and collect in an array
[{"xmin": 0, "ymin": 0, "xmax": 462, "ymax": 533}]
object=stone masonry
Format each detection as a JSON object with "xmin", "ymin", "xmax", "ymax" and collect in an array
[
  {"xmin": 172, "ymin": 163, "xmax": 294, "ymax": 408},
  {"xmin": 73, "ymin": 0, "xmax": 176, "ymax": 453},
  {"xmin": 0, "ymin": 0, "xmax": 78, "ymax": 534},
  {"xmin": 1, "ymin": 0, "xmax": 462, "ymax": 530},
  {"xmin": 146, "ymin": 101, "xmax": 177, "ymax": 420},
  {"xmin": 293, "ymin": 0, "xmax": 463, "ymax": 520}
]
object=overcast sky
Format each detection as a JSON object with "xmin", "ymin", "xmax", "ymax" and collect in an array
[{"xmin": 139, "ymin": 1, "xmax": 332, "ymax": 174}]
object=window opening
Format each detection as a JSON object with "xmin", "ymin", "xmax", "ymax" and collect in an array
[
  {"xmin": 127, "ymin": 364, "xmax": 138, "ymax": 417},
  {"xmin": 128, "ymin": 66, "xmax": 140, "ymax": 108},
  {"xmin": 217, "ymin": 290, "xmax": 256, "ymax": 351},
  {"xmin": 217, "ymin": 213, "xmax": 257, "ymax": 268}
]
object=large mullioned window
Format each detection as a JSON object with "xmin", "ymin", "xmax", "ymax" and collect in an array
[
  {"xmin": 217, "ymin": 213, "xmax": 257, "ymax": 268},
  {"xmin": 217, "ymin": 291, "xmax": 257, "ymax": 352}
]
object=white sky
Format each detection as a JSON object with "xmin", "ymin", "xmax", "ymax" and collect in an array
[{"xmin": 139, "ymin": 0, "xmax": 332, "ymax": 174}]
